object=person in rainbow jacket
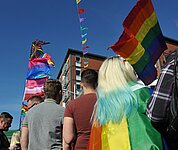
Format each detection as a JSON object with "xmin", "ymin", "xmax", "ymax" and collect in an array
[{"xmin": 88, "ymin": 56, "xmax": 163, "ymax": 150}]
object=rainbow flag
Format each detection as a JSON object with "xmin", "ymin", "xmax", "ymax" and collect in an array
[
  {"xmin": 109, "ymin": 0, "xmax": 167, "ymax": 85},
  {"xmin": 20, "ymin": 103, "xmax": 28, "ymax": 124},
  {"xmin": 88, "ymin": 83, "xmax": 163, "ymax": 150}
]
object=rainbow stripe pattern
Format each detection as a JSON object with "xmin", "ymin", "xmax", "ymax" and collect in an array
[
  {"xmin": 88, "ymin": 83, "xmax": 163, "ymax": 150},
  {"xmin": 109, "ymin": 0, "xmax": 167, "ymax": 85},
  {"xmin": 20, "ymin": 103, "xmax": 28, "ymax": 124}
]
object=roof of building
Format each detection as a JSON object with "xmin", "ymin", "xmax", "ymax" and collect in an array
[{"xmin": 57, "ymin": 48, "xmax": 106, "ymax": 79}]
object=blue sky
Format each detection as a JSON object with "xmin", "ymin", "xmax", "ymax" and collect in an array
[{"xmin": 0, "ymin": 0, "xmax": 177, "ymax": 130}]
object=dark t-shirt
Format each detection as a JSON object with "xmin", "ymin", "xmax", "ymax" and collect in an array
[
  {"xmin": 64, "ymin": 93, "xmax": 97, "ymax": 150},
  {"xmin": 0, "ymin": 130, "xmax": 10, "ymax": 150}
]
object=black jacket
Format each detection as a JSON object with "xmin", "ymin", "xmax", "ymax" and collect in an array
[{"xmin": 0, "ymin": 130, "xmax": 10, "ymax": 150}]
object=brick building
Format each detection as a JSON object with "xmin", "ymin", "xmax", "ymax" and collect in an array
[{"xmin": 57, "ymin": 49, "xmax": 106, "ymax": 105}]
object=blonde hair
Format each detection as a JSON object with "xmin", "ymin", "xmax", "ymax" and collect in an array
[
  {"xmin": 124, "ymin": 61, "xmax": 138, "ymax": 82},
  {"xmin": 10, "ymin": 131, "xmax": 21, "ymax": 146},
  {"xmin": 95, "ymin": 56, "xmax": 137, "ymax": 125},
  {"xmin": 98, "ymin": 56, "xmax": 128, "ymax": 90}
]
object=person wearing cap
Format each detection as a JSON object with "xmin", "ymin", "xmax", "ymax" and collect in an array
[{"xmin": 21, "ymin": 79, "xmax": 64, "ymax": 150}]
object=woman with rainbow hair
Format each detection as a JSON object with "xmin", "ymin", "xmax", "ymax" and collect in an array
[{"xmin": 88, "ymin": 56, "xmax": 163, "ymax": 150}]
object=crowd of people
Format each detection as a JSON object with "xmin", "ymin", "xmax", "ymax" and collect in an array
[{"xmin": 0, "ymin": 54, "xmax": 177, "ymax": 150}]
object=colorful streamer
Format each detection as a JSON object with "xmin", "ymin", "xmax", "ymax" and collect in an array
[
  {"xmin": 78, "ymin": 8, "xmax": 86, "ymax": 14},
  {"xmin": 109, "ymin": 0, "xmax": 167, "ymax": 85},
  {"xmin": 76, "ymin": 0, "xmax": 89, "ymax": 68},
  {"xmin": 76, "ymin": 0, "xmax": 81, "ymax": 5},
  {"xmin": 81, "ymin": 33, "xmax": 87, "ymax": 38},
  {"xmin": 82, "ymin": 46, "xmax": 89, "ymax": 50},
  {"xmin": 81, "ymin": 27, "xmax": 88, "ymax": 31},
  {"xmin": 80, "ymin": 18, "xmax": 86, "ymax": 23},
  {"xmin": 82, "ymin": 38, "xmax": 87, "ymax": 45}
]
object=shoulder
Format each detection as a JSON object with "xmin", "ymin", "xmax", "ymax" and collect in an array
[
  {"xmin": 76, "ymin": 93, "xmax": 97, "ymax": 101},
  {"xmin": 29, "ymin": 103, "xmax": 41, "ymax": 112},
  {"xmin": 64, "ymin": 100, "xmax": 76, "ymax": 118},
  {"xmin": 57, "ymin": 105, "xmax": 65, "ymax": 112},
  {"xmin": 130, "ymin": 82, "xmax": 150, "ymax": 96},
  {"xmin": 66, "ymin": 100, "xmax": 75, "ymax": 110}
]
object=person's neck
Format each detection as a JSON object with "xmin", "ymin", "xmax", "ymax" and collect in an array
[
  {"xmin": 83, "ymin": 88, "xmax": 96, "ymax": 95},
  {"xmin": 45, "ymin": 98, "xmax": 59, "ymax": 104}
]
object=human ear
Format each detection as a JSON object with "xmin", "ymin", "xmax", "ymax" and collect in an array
[{"xmin": 80, "ymin": 82, "xmax": 84, "ymax": 88}]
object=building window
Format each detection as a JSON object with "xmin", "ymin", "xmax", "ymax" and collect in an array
[
  {"xmin": 75, "ymin": 55, "xmax": 81, "ymax": 67},
  {"xmin": 76, "ymin": 68, "xmax": 81, "ymax": 81},
  {"xmin": 76, "ymin": 82, "xmax": 80, "ymax": 90},
  {"xmin": 75, "ymin": 82, "xmax": 82, "ymax": 97},
  {"xmin": 75, "ymin": 55, "xmax": 81, "ymax": 63},
  {"xmin": 76, "ymin": 70, "xmax": 80, "ymax": 76}
]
